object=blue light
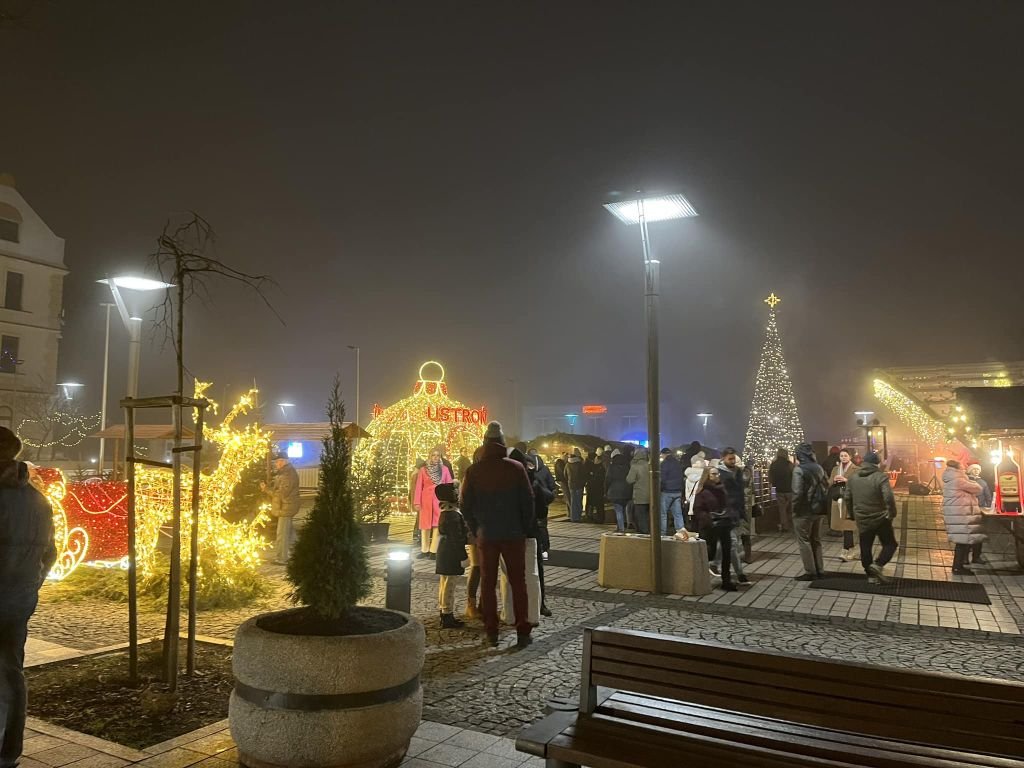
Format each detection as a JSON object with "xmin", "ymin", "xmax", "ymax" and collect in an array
[{"xmin": 286, "ymin": 441, "xmax": 303, "ymax": 459}]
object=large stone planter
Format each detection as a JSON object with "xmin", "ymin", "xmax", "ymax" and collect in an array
[
  {"xmin": 598, "ymin": 532, "xmax": 712, "ymax": 595},
  {"xmin": 229, "ymin": 607, "xmax": 425, "ymax": 768}
]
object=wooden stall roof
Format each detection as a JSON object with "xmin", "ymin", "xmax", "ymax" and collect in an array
[
  {"xmin": 91, "ymin": 424, "xmax": 196, "ymax": 440},
  {"xmin": 263, "ymin": 422, "xmax": 371, "ymax": 440}
]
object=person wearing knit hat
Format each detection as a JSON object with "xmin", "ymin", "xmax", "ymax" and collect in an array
[
  {"xmin": 0, "ymin": 426, "xmax": 57, "ymax": 768},
  {"xmin": 843, "ymin": 450, "xmax": 899, "ymax": 583},
  {"xmin": 461, "ymin": 427, "xmax": 535, "ymax": 649},
  {"xmin": 483, "ymin": 421, "xmax": 505, "ymax": 446},
  {"xmin": 433, "ymin": 483, "xmax": 470, "ymax": 629}
]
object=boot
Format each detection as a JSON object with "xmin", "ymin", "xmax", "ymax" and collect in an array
[
  {"xmin": 971, "ymin": 542, "xmax": 985, "ymax": 564},
  {"xmin": 440, "ymin": 613, "xmax": 465, "ymax": 629},
  {"xmin": 465, "ymin": 599, "xmax": 481, "ymax": 621},
  {"xmin": 741, "ymin": 534, "xmax": 753, "ymax": 564},
  {"xmin": 952, "ymin": 544, "xmax": 973, "ymax": 575}
]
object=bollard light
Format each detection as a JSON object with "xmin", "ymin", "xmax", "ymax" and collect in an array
[{"xmin": 385, "ymin": 549, "xmax": 412, "ymax": 614}]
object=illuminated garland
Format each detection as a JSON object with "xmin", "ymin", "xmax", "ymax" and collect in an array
[
  {"xmin": 19, "ymin": 411, "xmax": 103, "ymax": 450},
  {"xmin": 37, "ymin": 382, "xmax": 271, "ymax": 583},
  {"xmin": 32, "ymin": 466, "xmax": 89, "ymax": 580},
  {"xmin": 353, "ymin": 361, "xmax": 486, "ymax": 512},
  {"xmin": 872, "ymin": 378, "xmax": 947, "ymax": 445},
  {"xmin": 743, "ymin": 295, "xmax": 804, "ymax": 464}
]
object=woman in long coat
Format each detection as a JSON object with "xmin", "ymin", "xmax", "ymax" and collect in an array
[
  {"xmin": 942, "ymin": 459, "xmax": 985, "ymax": 575},
  {"xmin": 414, "ymin": 448, "xmax": 453, "ymax": 558},
  {"xmin": 829, "ymin": 449, "xmax": 860, "ymax": 561}
]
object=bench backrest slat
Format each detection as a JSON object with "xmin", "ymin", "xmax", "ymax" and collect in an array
[{"xmin": 584, "ymin": 627, "xmax": 1024, "ymax": 757}]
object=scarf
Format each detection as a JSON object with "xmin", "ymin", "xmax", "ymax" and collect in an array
[{"xmin": 427, "ymin": 461, "xmax": 443, "ymax": 484}]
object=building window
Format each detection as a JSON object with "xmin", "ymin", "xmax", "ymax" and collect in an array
[
  {"xmin": 0, "ymin": 219, "xmax": 17, "ymax": 243},
  {"xmin": 0, "ymin": 406, "xmax": 10, "ymax": 429},
  {"xmin": 4, "ymin": 272, "xmax": 23, "ymax": 311},
  {"xmin": 0, "ymin": 335, "xmax": 19, "ymax": 374}
]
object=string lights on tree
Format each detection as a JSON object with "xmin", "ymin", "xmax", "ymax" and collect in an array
[
  {"xmin": 743, "ymin": 293, "xmax": 805, "ymax": 464},
  {"xmin": 36, "ymin": 382, "xmax": 272, "ymax": 588},
  {"xmin": 18, "ymin": 411, "xmax": 103, "ymax": 450}
]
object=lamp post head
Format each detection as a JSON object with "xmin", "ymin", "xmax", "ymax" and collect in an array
[
  {"xmin": 603, "ymin": 193, "xmax": 698, "ymax": 225},
  {"xmin": 97, "ymin": 277, "xmax": 175, "ymax": 291}
]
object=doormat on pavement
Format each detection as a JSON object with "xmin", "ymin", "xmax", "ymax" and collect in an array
[
  {"xmin": 546, "ymin": 550, "xmax": 600, "ymax": 570},
  {"xmin": 809, "ymin": 574, "xmax": 990, "ymax": 605}
]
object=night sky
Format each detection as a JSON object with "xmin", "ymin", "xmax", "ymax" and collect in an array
[{"xmin": 2, "ymin": 1, "xmax": 1022, "ymax": 446}]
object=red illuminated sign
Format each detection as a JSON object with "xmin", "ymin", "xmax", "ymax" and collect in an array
[
  {"xmin": 582, "ymin": 404, "xmax": 607, "ymax": 415},
  {"xmin": 426, "ymin": 406, "xmax": 488, "ymax": 424}
]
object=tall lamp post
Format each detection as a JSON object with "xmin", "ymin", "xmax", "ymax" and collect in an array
[
  {"xmin": 96, "ymin": 276, "xmax": 174, "ymax": 474},
  {"xmin": 697, "ymin": 412, "xmax": 712, "ymax": 446},
  {"xmin": 605, "ymin": 192, "xmax": 698, "ymax": 594},
  {"xmin": 278, "ymin": 402, "xmax": 295, "ymax": 422},
  {"xmin": 347, "ymin": 345, "xmax": 360, "ymax": 426}
]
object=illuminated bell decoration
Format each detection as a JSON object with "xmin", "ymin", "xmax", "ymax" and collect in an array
[{"xmin": 353, "ymin": 361, "xmax": 487, "ymax": 512}]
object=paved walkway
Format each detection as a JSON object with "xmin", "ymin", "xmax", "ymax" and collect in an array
[{"xmin": 24, "ymin": 493, "xmax": 1024, "ymax": 766}]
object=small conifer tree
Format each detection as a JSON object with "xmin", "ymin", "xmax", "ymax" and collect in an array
[{"xmin": 286, "ymin": 379, "xmax": 370, "ymax": 619}]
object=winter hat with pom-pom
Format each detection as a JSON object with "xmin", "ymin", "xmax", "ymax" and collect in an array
[{"xmin": 483, "ymin": 421, "xmax": 505, "ymax": 446}]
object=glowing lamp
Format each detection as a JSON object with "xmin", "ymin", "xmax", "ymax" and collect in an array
[
  {"xmin": 603, "ymin": 193, "xmax": 698, "ymax": 224},
  {"xmin": 582, "ymin": 405, "xmax": 608, "ymax": 415},
  {"xmin": 96, "ymin": 276, "xmax": 174, "ymax": 291},
  {"xmin": 386, "ymin": 548, "xmax": 412, "ymax": 612}
]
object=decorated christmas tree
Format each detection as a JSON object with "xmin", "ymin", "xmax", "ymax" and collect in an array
[{"xmin": 743, "ymin": 293, "xmax": 804, "ymax": 464}]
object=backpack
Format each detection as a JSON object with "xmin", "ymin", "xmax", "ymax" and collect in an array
[{"xmin": 794, "ymin": 466, "xmax": 828, "ymax": 515}]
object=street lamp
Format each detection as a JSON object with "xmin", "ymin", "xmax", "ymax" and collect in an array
[
  {"xmin": 605, "ymin": 191, "xmax": 698, "ymax": 594},
  {"xmin": 278, "ymin": 402, "xmax": 295, "ymax": 422},
  {"xmin": 58, "ymin": 381, "xmax": 85, "ymax": 400},
  {"xmin": 96, "ymin": 276, "xmax": 174, "ymax": 473},
  {"xmin": 697, "ymin": 412, "xmax": 712, "ymax": 445},
  {"xmin": 347, "ymin": 345, "xmax": 360, "ymax": 426}
]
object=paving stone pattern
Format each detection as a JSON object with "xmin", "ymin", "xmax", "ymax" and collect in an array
[{"xmin": 26, "ymin": 493, "xmax": 1024, "ymax": 758}]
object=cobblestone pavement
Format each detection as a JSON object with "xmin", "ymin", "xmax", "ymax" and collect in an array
[{"xmin": 28, "ymin": 493, "xmax": 1024, "ymax": 746}]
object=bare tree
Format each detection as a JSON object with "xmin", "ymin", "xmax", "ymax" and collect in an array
[{"xmin": 142, "ymin": 213, "xmax": 280, "ymax": 689}]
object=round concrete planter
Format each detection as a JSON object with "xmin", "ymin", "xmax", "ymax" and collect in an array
[{"xmin": 229, "ymin": 607, "xmax": 424, "ymax": 768}]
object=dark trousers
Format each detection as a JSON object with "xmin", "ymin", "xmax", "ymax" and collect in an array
[
  {"xmin": 633, "ymin": 503, "xmax": 650, "ymax": 534},
  {"xmin": 585, "ymin": 489, "xmax": 604, "ymax": 523},
  {"xmin": 953, "ymin": 543, "xmax": 972, "ymax": 571},
  {"xmin": 478, "ymin": 538, "xmax": 530, "ymax": 637},
  {"xmin": 1, "ymin": 618, "xmax": 29, "ymax": 768},
  {"xmin": 536, "ymin": 540, "xmax": 546, "ymax": 606},
  {"xmin": 701, "ymin": 526, "xmax": 733, "ymax": 585},
  {"xmin": 859, "ymin": 518, "xmax": 898, "ymax": 573},
  {"xmin": 843, "ymin": 530, "xmax": 855, "ymax": 550}
]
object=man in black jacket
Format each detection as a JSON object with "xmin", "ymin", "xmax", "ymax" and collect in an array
[
  {"xmin": 768, "ymin": 448, "xmax": 794, "ymax": 532},
  {"xmin": 791, "ymin": 443, "xmax": 828, "ymax": 581},
  {"xmin": 0, "ymin": 428, "xmax": 56, "ymax": 768}
]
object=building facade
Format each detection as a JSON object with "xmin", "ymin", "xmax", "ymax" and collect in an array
[{"xmin": 0, "ymin": 174, "xmax": 67, "ymax": 432}]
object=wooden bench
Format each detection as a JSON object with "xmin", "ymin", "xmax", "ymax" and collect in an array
[{"xmin": 517, "ymin": 627, "xmax": 1024, "ymax": 768}]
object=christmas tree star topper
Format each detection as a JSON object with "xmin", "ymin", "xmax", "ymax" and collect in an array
[{"xmin": 764, "ymin": 292, "xmax": 781, "ymax": 309}]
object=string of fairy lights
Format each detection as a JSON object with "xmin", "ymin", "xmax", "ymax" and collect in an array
[
  {"xmin": 743, "ymin": 294, "xmax": 804, "ymax": 464},
  {"xmin": 871, "ymin": 378, "xmax": 948, "ymax": 445},
  {"xmin": 36, "ymin": 381, "xmax": 272, "ymax": 583},
  {"xmin": 19, "ymin": 411, "xmax": 103, "ymax": 450},
  {"xmin": 352, "ymin": 361, "xmax": 486, "ymax": 511}
]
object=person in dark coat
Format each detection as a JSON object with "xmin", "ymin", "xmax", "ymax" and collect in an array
[
  {"xmin": 0, "ymin": 427, "xmax": 56, "ymax": 768},
  {"xmin": 553, "ymin": 452, "xmax": 568, "ymax": 501},
  {"xmin": 768, "ymin": 447, "xmax": 794, "ymax": 532},
  {"xmin": 843, "ymin": 452, "xmax": 899, "ymax": 583},
  {"xmin": 584, "ymin": 449, "xmax": 606, "ymax": 523},
  {"xmin": 456, "ymin": 448, "xmax": 472, "ymax": 482},
  {"xmin": 792, "ymin": 443, "xmax": 828, "ymax": 581},
  {"xmin": 461, "ymin": 421, "xmax": 535, "ymax": 649},
  {"xmin": 691, "ymin": 467, "xmax": 736, "ymax": 592},
  {"xmin": 821, "ymin": 446, "xmax": 842, "ymax": 481},
  {"xmin": 681, "ymin": 441, "xmax": 703, "ymax": 470},
  {"xmin": 512, "ymin": 448, "xmax": 553, "ymax": 618},
  {"xmin": 434, "ymin": 483, "xmax": 469, "ymax": 629},
  {"xmin": 565, "ymin": 448, "xmax": 586, "ymax": 522},
  {"xmin": 605, "ymin": 449, "xmax": 632, "ymax": 532},
  {"xmin": 660, "ymin": 448, "xmax": 685, "ymax": 534}
]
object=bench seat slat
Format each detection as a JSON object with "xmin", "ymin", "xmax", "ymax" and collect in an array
[
  {"xmin": 590, "ymin": 645, "xmax": 1022, "ymax": 722},
  {"xmin": 600, "ymin": 696, "xmax": 1019, "ymax": 768},
  {"xmin": 591, "ymin": 628, "xmax": 1024, "ymax": 703},
  {"xmin": 605, "ymin": 692, "xmax": 1022, "ymax": 768},
  {"xmin": 590, "ymin": 659, "xmax": 1024, "ymax": 748}
]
